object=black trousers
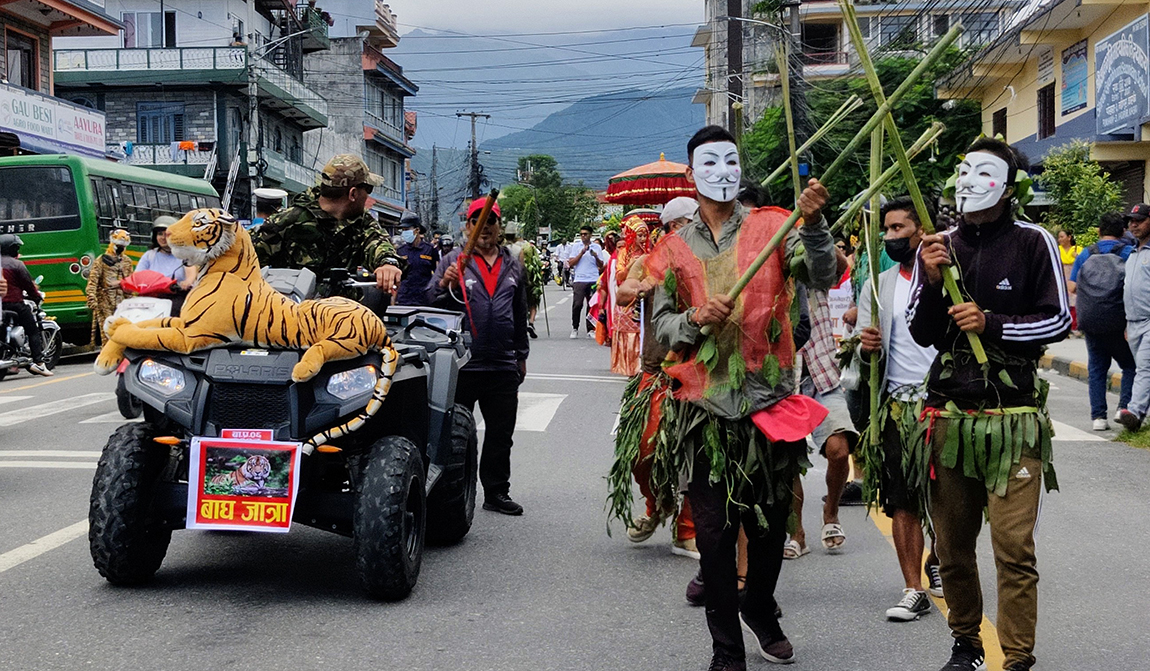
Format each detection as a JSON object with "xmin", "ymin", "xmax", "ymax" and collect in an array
[
  {"xmin": 6, "ymin": 301, "xmax": 43, "ymax": 363},
  {"xmin": 689, "ymin": 448, "xmax": 791, "ymax": 658},
  {"xmin": 455, "ymin": 369, "xmax": 520, "ymax": 498},
  {"xmin": 571, "ymin": 281, "xmax": 595, "ymax": 331}
]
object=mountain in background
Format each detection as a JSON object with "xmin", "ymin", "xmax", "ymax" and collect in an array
[{"xmin": 409, "ymin": 86, "xmax": 703, "ymax": 227}]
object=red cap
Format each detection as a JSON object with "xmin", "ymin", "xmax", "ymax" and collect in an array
[{"xmin": 466, "ymin": 198, "xmax": 501, "ymax": 221}]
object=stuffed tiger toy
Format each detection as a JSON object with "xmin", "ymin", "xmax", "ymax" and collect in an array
[
  {"xmin": 94, "ymin": 208, "xmax": 400, "ymax": 449},
  {"xmin": 209, "ymin": 454, "xmax": 272, "ymax": 494}
]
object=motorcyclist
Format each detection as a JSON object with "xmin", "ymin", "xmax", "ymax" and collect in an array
[
  {"xmin": 438, "ymin": 234, "xmax": 455, "ymax": 256},
  {"xmin": 0, "ymin": 234, "xmax": 52, "ymax": 376}
]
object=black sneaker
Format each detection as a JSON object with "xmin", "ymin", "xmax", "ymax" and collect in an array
[
  {"xmin": 939, "ymin": 638, "xmax": 986, "ymax": 671},
  {"xmin": 821, "ymin": 480, "xmax": 865, "ymax": 506},
  {"xmin": 926, "ymin": 562, "xmax": 944, "ymax": 597},
  {"xmin": 527, "ymin": 323, "xmax": 538, "ymax": 339},
  {"xmin": 707, "ymin": 652, "xmax": 746, "ymax": 671},
  {"xmin": 482, "ymin": 493, "xmax": 523, "ymax": 516},
  {"xmin": 886, "ymin": 589, "xmax": 931, "ymax": 621},
  {"xmin": 1116, "ymin": 409, "xmax": 1142, "ymax": 432},
  {"xmin": 739, "ymin": 610, "xmax": 794, "ymax": 664},
  {"xmin": 686, "ymin": 569, "xmax": 705, "ymax": 607}
]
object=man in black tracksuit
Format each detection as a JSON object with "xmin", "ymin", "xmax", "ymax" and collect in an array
[
  {"xmin": 908, "ymin": 138, "xmax": 1070, "ymax": 671},
  {"xmin": 427, "ymin": 198, "xmax": 530, "ymax": 516}
]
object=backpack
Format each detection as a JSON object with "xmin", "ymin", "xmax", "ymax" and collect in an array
[{"xmin": 1076, "ymin": 243, "xmax": 1129, "ymax": 333}]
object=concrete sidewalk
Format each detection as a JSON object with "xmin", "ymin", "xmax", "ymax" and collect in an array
[{"xmin": 1041, "ymin": 336, "xmax": 1129, "ymax": 392}]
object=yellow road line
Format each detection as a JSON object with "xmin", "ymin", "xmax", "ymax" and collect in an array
[
  {"xmin": 0, "ymin": 372, "xmax": 94, "ymax": 393},
  {"xmin": 869, "ymin": 512, "xmax": 1005, "ymax": 671}
]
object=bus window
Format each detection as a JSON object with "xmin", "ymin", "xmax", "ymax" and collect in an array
[
  {"xmin": 156, "ymin": 189, "xmax": 171, "ymax": 214},
  {"xmin": 190, "ymin": 195, "xmax": 201, "ymax": 209},
  {"xmin": 205, "ymin": 195, "xmax": 222, "ymax": 209},
  {"xmin": 145, "ymin": 188, "xmax": 160, "ymax": 210},
  {"xmin": 0, "ymin": 166, "xmax": 83, "ymax": 234},
  {"xmin": 176, "ymin": 192, "xmax": 193, "ymax": 214}
]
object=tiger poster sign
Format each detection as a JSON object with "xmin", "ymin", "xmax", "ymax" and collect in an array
[{"xmin": 186, "ymin": 436, "xmax": 302, "ymax": 533}]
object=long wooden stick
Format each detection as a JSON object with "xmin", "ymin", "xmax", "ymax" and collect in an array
[
  {"xmin": 759, "ymin": 96, "xmax": 862, "ymax": 188},
  {"xmin": 698, "ymin": 25, "xmax": 963, "ymax": 336},
  {"xmin": 462, "ymin": 188, "xmax": 500, "ymax": 257},
  {"xmin": 867, "ymin": 125, "xmax": 884, "ymax": 448},
  {"xmin": 777, "ymin": 42, "xmax": 803, "ymax": 203},
  {"xmin": 840, "ymin": 0, "xmax": 986, "ymax": 363}
]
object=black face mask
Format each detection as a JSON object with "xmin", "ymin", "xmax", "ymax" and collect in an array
[{"xmin": 884, "ymin": 237, "xmax": 915, "ymax": 264}]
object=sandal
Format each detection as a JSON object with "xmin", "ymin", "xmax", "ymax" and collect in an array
[
  {"xmin": 821, "ymin": 523, "xmax": 846, "ymax": 553},
  {"xmin": 782, "ymin": 539, "xmax": 809, "ymax": 560}
]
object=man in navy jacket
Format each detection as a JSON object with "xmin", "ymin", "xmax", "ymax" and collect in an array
[{"xmin": 427, "ymin": 199, "xmax": 530, "ymax": 515}]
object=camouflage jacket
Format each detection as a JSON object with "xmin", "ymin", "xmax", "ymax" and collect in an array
[{"xmin": 252, "ymin": 187, "xmax": 401, "ymax": 277}]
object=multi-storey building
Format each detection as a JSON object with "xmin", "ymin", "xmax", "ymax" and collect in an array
[
  {"xmin": 692, "ymin": 0, "xmax": 1022, "ymax": 129},
  {"xmin": 53, "ymin": 0, "xmax": 333, "ymax": 219},
  {"xmin": 0, "ymin": 1, "xmax": 121, "ymax": 158},
  {"xmin": 304, "ymin": 1, "xmax": 417, "ymax": 230}
]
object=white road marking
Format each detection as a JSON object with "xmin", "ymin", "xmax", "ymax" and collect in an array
[
  {"xmin": 548, "ymin": 296, "xmax": 571, "ymax": 310},
  {"xmin": 0, "ymin": 461, "xmax": 97, "ymax": 469},
  {"xmin": 476, "ymin": 392, "xmax": 567, "ymax": 432},
  {"xmin": 0, "ymin": 395, "xmax": 33, "ymax": 406},
  {"xmin": 526, "ymin": 373, "xmax": 626, "ymax": 384},
  {"xmin": 0, "ymin": 451, "xmax": 100, "ymax": 458},
  {"xmin": 79, "ymin": 411, "xmax": 144, "ymax": 424},
  {"xmin": 0, "ymin": 520, "xmax": 88, "ymax": 574},
  {"xmin": 0, "ymin": 393, "xmax": 115, "ymax": 427},
  {"xmin": 1050, "ymin": 420, "xmax": 1106, "ymax": 442}
]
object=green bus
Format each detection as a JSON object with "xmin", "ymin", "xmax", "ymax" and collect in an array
[{"xmin": 0, "ymin": 154, "xmax": 221, "ymax": 345}]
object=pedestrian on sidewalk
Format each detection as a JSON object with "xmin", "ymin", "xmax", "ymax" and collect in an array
[
  {"xmin": 1116, "ymin": 203, "xmax": 1150, "ymax": 431},
  {"xmin": 909, "ymin": 138, "xmax": 1068, "ymax": 671},
  {"xmin": 428, "ymin": 198, "xmax": 529, "ymax": 516},
  {"xmin": 1069, "ymin": 212, "xmax": 1135, "ymax": 430},
  {"xmin": 648, "ymin": 125, "xmax": 838, "ymax": 670},
  {"xmin": 567, "ymin": 225, "xmax": 604, "ymax": 338},
  {"xmin": 856, "ymin": 197, "xmax": 942, "ymax": 622},
  {"xmin": 1057, "ymin": 228, "xmax": 1082, "ymax": 331}
]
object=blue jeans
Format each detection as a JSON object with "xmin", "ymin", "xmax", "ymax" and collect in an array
[{"xmin": 1085, "ymin": 330, "xmax": 1135, "ymax": 419}]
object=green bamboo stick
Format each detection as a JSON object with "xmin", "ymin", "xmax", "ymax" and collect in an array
[
  {"xmin": 760, "ymin": 96, "xmax": 862, "ymax": 188},
  {"xmin": 867, "ymin": 125, "xmax": 884, "ymax": 448},
  {"xmin": 830, "ymin": 122, "xmax": 946, "ymax": 235},
  {"xmin": 840, "ymin": 0, "xmax": 987, "ymax": 363},
  {"xmin": 698, "ymin": 25, "xmax": 962, "ymax": 336},
  {"xmin": 777, "ymin": 42, "xmax": 803, "ymax": 202}
]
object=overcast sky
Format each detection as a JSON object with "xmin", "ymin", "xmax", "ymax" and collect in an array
[{"xmin": 333, "ymin": 0, "xmax": 703, "ymax": 36}]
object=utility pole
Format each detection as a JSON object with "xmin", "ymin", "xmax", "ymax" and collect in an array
[
  {"xmin": 726, "ymin": 0, "xmax": 743, "ymax": 135},
  {"xmin": 429, "ymin": 144, "xmax": 439, "ymax": 230},
  {"xmin": 457, "ymin": 111, "xmax": 490, "ymax": 199}
]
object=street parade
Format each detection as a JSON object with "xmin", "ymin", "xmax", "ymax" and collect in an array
[{"xmin": 1, "ymin": 1, "xmax": 1148, "ymax": 670}]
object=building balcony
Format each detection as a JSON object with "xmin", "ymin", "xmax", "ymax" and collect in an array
[
  {"xmin": 363, "ymin": 113, "xmax": 415, "ymax": 158},
  {"xmin": 54, "ymin": 47, "xmax": 328, "ymax": 129},
  {"xmin": 108, "ymin": 142, "xmax": 216, "ymax": 167},
  {"xmin": 297, "ymin": 3, "xmax": 332, "ymax": 53},
  {"xmin": 253, "ymin": 148, "xmax": 319, "ymax": 193}
]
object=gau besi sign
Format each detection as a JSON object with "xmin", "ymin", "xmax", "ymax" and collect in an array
[
  {"xmin": 1095, "ymin": 15, "xmax": 1150, "ymax": 135},
  {"xmin": 0, "ymin": 82, "xmax": 106, "ymax": 157}
]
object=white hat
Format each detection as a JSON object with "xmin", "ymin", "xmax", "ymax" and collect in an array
[
  {"xmin": 253, "ymin": 187, "xmax": 288, "ymax": 201},
  {"xmin": 660, "ymin": 197, "xmax": 698, "ymax": 225}
]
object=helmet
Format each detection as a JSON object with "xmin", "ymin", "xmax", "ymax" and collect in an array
[
  {"xmin": 0, "ymin": 233, "xmax": 23, "ymax": 255},
  {"xmin": 152, "ymin": 215, "xmax": 178, "ymax": 231},
  {"xmin": 440, "ymin": 234, "xmax": 454, "ymax": 246}
]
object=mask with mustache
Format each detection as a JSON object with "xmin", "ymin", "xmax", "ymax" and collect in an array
[
  {"xmin": 691, "ymin": 141, "xmax": 741, "ymax": 203},
  {"xmin": 955, "ymin": 151, "xmax": 1010, "ymax": 214}
]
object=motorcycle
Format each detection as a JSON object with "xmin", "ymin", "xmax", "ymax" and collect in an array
[
  {"xmin": 107, "ymin": 270, "xmax": 177, "ymax": 418},
  {"xmin": 0, "ymin": 276, "xmax": 62, "ymax": 381}
]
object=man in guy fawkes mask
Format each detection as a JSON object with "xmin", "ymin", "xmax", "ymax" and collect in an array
[
  {"xmin": 908, "ymin": 138, "xmax": 1069, "ymax": 671},
  {"xmin": 643, "ymin": 125, "xmax": 839, "ymax": 670}
]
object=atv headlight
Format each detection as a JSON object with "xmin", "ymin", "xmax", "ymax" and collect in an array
[
  {"xmin": 326, "ymin": 365, "xmax": 377, "ymax": 400},
  {"xmin": 138, "ymin": 359, "xmax": 186, "ymax": 396}
]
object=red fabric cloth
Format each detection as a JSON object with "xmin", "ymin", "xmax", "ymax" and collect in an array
[
  {"xmin": 475, "ymin": 255, "xmax": 502, "ymax": 297},
  {"xmin": 750, "ymin": 395, "xmax": 829, "ymax": 443},
  {"xmin": 121, "ymin": 270, "xmax": 177, "ymax": 296}
]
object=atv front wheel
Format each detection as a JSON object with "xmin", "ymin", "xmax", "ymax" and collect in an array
[
  {"xmin": 425, "ymin": 405, "xmax": 478, "ymax": 545},
  {"xmin": 354, "ymin": 435, "xmax": 426, "ymax": 600},
  {"xmin": 116, "ymin": 374, "xmax": 143, "ymax": 419},
  {"xmin": 89, "ymin": 423, "xmax": 173, "ymax": 584}
]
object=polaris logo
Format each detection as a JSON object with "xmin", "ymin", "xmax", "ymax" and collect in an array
[
  {"xmin": 212, "ymin": 364, "xmax": 291, "ymax": 377},
  {"xmin": 997, "ymin": 278, "xmax": 1013, "ymax": 290}
]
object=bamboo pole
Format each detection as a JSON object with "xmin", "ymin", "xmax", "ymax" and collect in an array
[
  {"xmin": 759, "ymin": 96, "xmax": 863, "ymax": 188},
  {"xmin": 840, "ymin": 0, "xmax": 986, "ymax": 363},
  {"xmin": 867, "ymin": 125, "xmax": 884, "ymax": 448},
  {"xmin": 698, "ymin": 24, "xmax": 962, "ymax": 336},
  {"xmin": 777, "ymin": 42, "xmax": 803, "ymax": 203}
]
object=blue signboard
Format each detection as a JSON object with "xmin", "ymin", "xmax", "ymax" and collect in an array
[
  {"xmin": 1096, "ymin": 15, "xmax": 1150, "ymax": 135},
  {"xmin": 1061, "ymin": 39, "xmax": 1089, "ymax": 115}
]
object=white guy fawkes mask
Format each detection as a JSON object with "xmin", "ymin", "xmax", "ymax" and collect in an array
[
  {"xmin": 955, "ymin": 151, "xmax": 1011, "ymax": 214},
  {"xmin": 691, "ymin": 141, "xmax": 742, "ymax": 203}
]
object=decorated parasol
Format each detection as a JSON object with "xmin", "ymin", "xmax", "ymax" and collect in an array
[
  {"xmin": 605, "ymin": 153, "xmax": 694, "ymax": 205},
  {"xmin": 623, "ymin": 208, "xmax": 662, "ymax": 226}
]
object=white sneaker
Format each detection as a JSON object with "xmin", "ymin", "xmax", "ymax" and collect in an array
[
  {"xmin": 587, "ymin": 330, "xmax": 596, "ymax": 339},
  {"xmin": 1093, "ymin": 418, "xmax": 1110, "ymax": 431},
  {"xmin": 569, "ymin": 329, "xmax": 578, "ymax": 339},
  {"xmin": 27, "ymin": 362, "xmax": 54, "ymax": 377},
  {"xmin": 1115, "ymin": 410, "xmax": 1125, "ymax": 423}
]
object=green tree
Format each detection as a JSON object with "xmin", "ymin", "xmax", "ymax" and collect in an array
[
  {"xmin": 518, "ymin": 155, "xmax": 562, "ymax": 190},
  {"xmin": 740, "ymin": 47, "xmax": 982, "ymax": 226},
  {"xmin": 1036, "ymin": 140, "xmax": 1122, "ymax": 241},
  {"xmin": 499, "ymin": 184, "xmax": 540, "ymax": 240}
]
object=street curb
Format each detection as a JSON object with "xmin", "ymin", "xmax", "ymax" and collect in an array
[{"xmin": 1040, "ymin": 354, "xmax": 1124, "ymax": 392}]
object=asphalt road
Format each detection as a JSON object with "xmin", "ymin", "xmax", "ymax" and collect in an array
[{"xmin": 1, "ymin": 284, "xmax": 1147, "ymax": 670}]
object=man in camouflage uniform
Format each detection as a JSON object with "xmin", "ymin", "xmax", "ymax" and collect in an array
[{"xmin": 253, "ymin": 154, "xmax": 403, "ymax": 292}]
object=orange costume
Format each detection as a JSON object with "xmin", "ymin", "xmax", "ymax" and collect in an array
[{"xmin": 610, "ymin": 216, "xmax": 650, "ymax": 376}]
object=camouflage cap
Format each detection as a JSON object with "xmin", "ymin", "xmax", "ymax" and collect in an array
[{"xmin": 319, "ymin": 154, "xmax": 383, "ymax": 188}]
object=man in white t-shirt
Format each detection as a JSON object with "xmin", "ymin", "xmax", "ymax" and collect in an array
[
  {"xmin": 857, "ymin": 196, "xmax": 941, "ymax": 623},
  {"xmin": 566, "ymin": 224, "xmax": 604, "ymax": 338}
]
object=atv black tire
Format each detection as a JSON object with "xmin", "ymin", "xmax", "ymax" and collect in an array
[
  {"xmin": 425, "ymin": 405, "xmax": 478, "ymax": 546},
  {"xmin": 354, "ymin": 435, "xmax": 426, "ymax": 600},
  {"xmin": 115, "ymin": 374, "xmax": 143, "ymax": 419},
  {"xmin": 89, "ymin": 423, "xmax": 173, "ymax": 585}
]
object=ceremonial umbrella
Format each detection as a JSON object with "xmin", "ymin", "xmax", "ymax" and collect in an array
[
  {"xmin": 622, "ymin": 208, "xmax": 662, "ymax": 226},
  {"xmin": 605, "ymin": 153, "xmax": 694, "ymax": 205}
]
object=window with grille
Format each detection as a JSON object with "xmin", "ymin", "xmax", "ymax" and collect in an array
[
  {"xmin": 993, "ymin": 108, "xmax": 1007, "ymax": 139},
  {"xmin": 123, "ymin": 11, "xmax": 176, "ymax": 48},
  {"xmin": 934, "ymin": 15, "xmax": 949, "ymax": 37},
  {"xmin": 137, "ymin": 102, "xmax": 185, "ymax": 143},
  {"xmin": 880, "ymin": 16, "xmax": 917, "ymax": 48},
  {"xmin": 1037, "ymin": 83, "xmax": 1055, "ymax": 139},
  {"xmin": 961, "ymin": 13, "xmax": 999, "ymax": 46},
  {"xmin": 6, "ymin": 31, "xmax": 37, "ymax": 90}
]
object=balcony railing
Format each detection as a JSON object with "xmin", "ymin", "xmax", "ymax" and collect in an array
[
  {"xmin": 55, "ymin": 47, "xmax": 246, "ymax": 73},
  {"xmin": 251, "ymin": 56, "xmax": 328, "ymax": 121},
  {"xmin": 365, "ymin": 109, "xmax": 403, "ymax": 142},
  {"xmin": 108, "ymin": 142, "xmax": 216, "ymax": 167},
  {"xmin": 800, "ymin": 50, "xmax": 849, "ymax": 66},
  {"xmin": 297, "ymin": 4, "xmax": 331, "ymax": 51},
  {"xmin": 284, "ymin": 157, "xmax": 318, "ymax": 188}
]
